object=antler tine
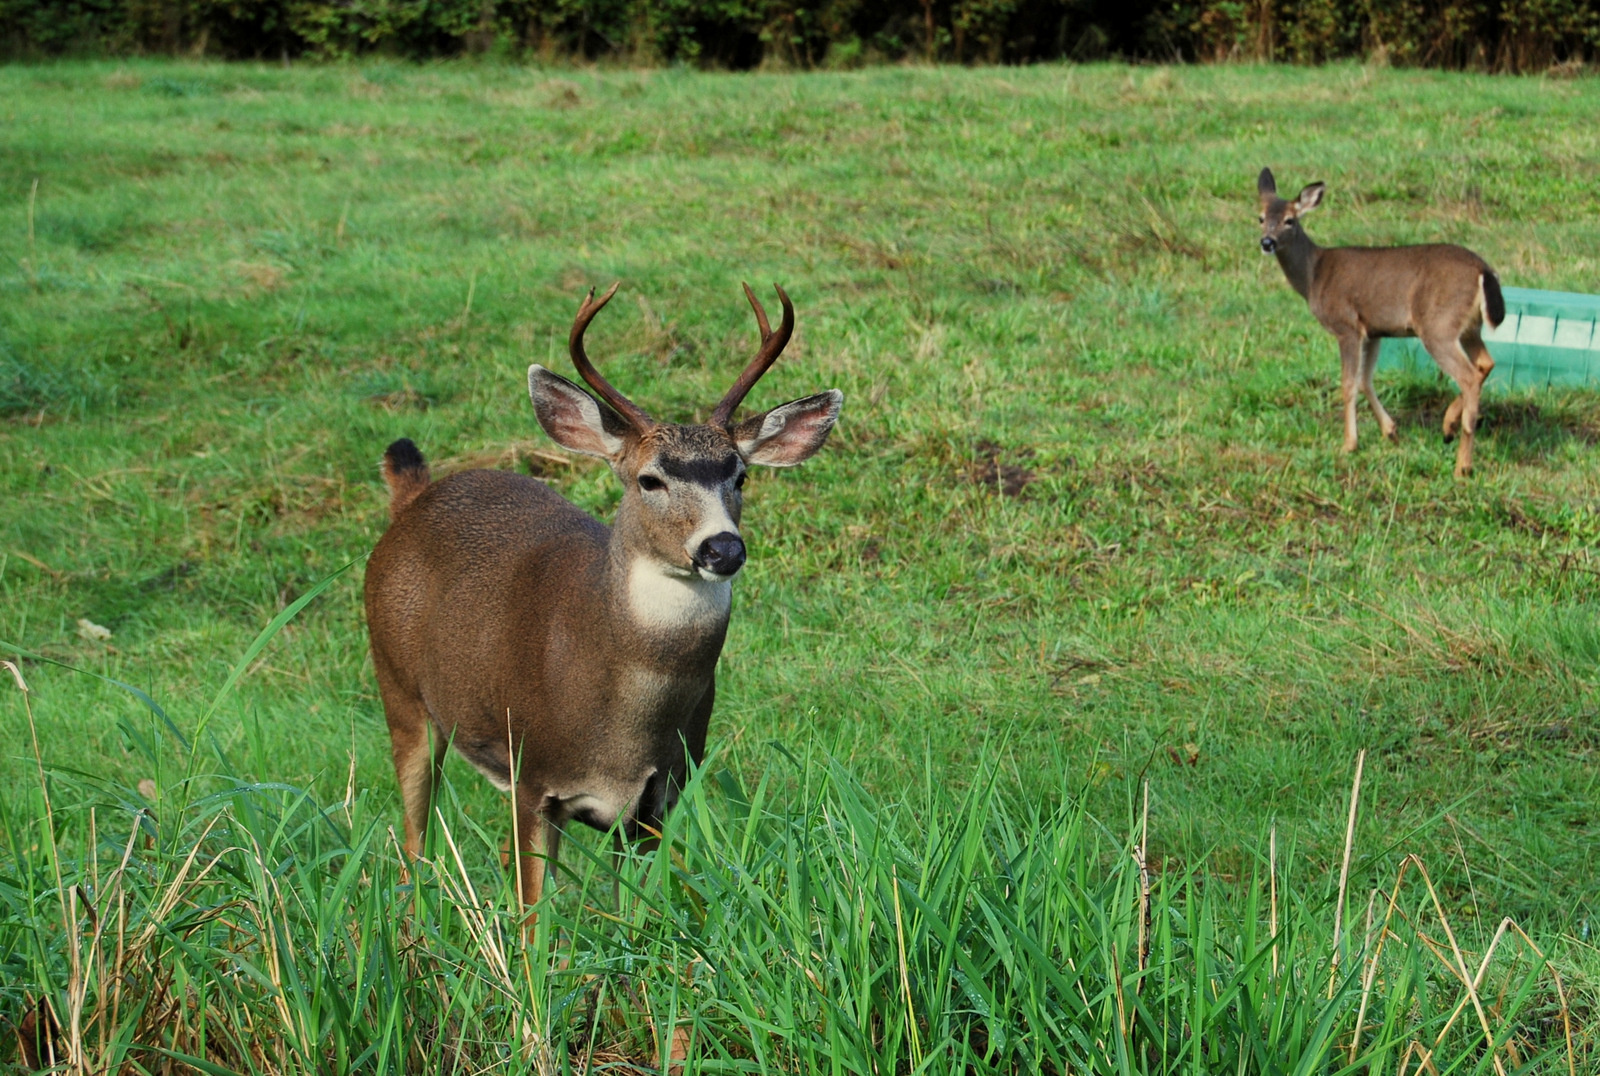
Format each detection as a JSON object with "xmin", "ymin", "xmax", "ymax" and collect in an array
[
  {"xmin": 569, "ymin": 282, "xmax": 652, "ymax": 431},
  {"xmin": 711, "ymin": 283, "xmax": 794, "ymax": 428},
  {"xmin": 742, "ymin": 281, "xmax": 773, "ymax": 340}
]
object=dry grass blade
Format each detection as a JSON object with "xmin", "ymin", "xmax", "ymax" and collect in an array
[
  {"xmin": 1353, "ymin": 853, "xmax": 1569, "ymax": 1076},
  {"xmin": 1135, "ymin": 780, "xmax": 1150, "ymax": 989},
  {"xmin": 890, "ymin": 863, "xmax": 923, "ymax": 1068},
  {"xmin": 1408, "ymin": 857, "xmax": 1507, "ymax": 1076},
  {"xmin": 1329, "ymin": 749, "xmax": 1364, "ymax": 999},
  {"xmin": 1269, "ymin": 824, "xmax": 1279, "ymax": 979}
]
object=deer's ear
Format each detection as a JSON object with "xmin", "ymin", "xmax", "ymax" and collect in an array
[
  {"xmin": 528, "ymin": 365, "xmax": 628, "ymax": 459},
  {"xmin": 1295, "ymin": 182, "xmax": 1326, "ymax": 213},
  {"xmin": 732, "ymin": 390, "xmax": 843, "ymax": 468},
  {"xmin": 1257, "ymin": 168, "xmax": 1277, "ymax": 198}
]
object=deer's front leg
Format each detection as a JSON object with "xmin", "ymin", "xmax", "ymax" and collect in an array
[
  {"xmin": 1358, "ymin": 336, "xmax": 1397, "ymax": 442},
  {"xmin": 512, "ymin": 789, "xmax": 560, "ymax": 915},
  {"xmin": 1337, "ymin": 334, "xmax": 1362, "ymax": 453}
]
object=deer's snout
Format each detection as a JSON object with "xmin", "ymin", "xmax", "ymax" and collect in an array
[
  {"xmin": 1260, "ymin": 236, "xmax": 1277, "ymax": 254},
  {"xmin": 694, "ymin": 532, "xmax": 746, "ymax": 578}
]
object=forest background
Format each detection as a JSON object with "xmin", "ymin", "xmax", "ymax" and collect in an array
[{"xmin": 5, "ymin": 0, "xmax": 1600, "ymax": 71}]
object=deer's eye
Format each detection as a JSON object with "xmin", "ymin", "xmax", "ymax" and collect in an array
[
  {"xmin": 735, "ymin": 472, "xmax": 747, "ymax": 490},
  {"xmin": 1258, "ymin": 215, "xmax": 1265, "ymax": 223},
  {"xmin": 638, "ymin": 475, "xmax": 667, "ymax": 493}
]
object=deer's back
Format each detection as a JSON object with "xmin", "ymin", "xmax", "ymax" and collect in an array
[
  {"xmin": 1312, "ymin": 244, "xmax": 1491, "ymax": 338},
  {"xmin": 364, "ymin": 468, "xmax": 610, "ymax": 700}
]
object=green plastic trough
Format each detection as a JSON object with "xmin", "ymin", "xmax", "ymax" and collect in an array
[{"xmin": 1378, "ymin": 286, "xmax": 1600, "ymax": 391}]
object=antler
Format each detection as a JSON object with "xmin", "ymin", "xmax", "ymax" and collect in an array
[
  {"xmin": 569, "ymin": 283, "xmax": 653, "ymax": 431},
  {"xmin": 710, "ymin": 283, "xmax": 795, "ymax": 428}
]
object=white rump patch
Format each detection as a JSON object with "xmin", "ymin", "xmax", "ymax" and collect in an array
[{"xmin": 627, "ymin": 561, "xmax": 732, "ymax": 632}]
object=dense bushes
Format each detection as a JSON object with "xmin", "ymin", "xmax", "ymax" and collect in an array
[{"xmin": 2, "ymin": 0, "xmax": 1597, "ymax": 69}]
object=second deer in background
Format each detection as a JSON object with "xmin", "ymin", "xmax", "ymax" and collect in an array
[{"xmin": 1257, "ymin": 167, "xmax": 1504, "ymax": 477}]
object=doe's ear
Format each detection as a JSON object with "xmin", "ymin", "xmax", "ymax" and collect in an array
[
  {"xmin": 1257, "ymin": 167, "xmax": 1277, "ymax": 198},
  {"xmin": 1295, "ymin": 182, "xmax": 1326, "ymax": 213},
  {"xmin": 732, "ymin": 389, "xmax": 843, "ymax": 468},
  {"xmin": 528, "ymin": 365, "xmax": 627, "ymax": 459}
]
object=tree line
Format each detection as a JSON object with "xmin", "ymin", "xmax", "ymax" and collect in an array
[{"xmin": 3, "ymin": 0, "xmax": 1596, "ymax": 70}]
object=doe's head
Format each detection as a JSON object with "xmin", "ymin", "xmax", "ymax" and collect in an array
[
  {"xmin": 528, "ymin": 283, "xmax": 842, "ymax": 582},
  {"xmin": 1256, "ymin": 168, "xmax": 1325, "ymax": 255}
]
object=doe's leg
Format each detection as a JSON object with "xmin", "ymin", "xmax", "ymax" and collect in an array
[
  {"xmin": 1424, "ymin": 334, "xmax": 1484, "ymax": 477},
  {"xmin": 1466, "ymin": 332, "xmax": 1496, "ymax": 387},
  {"xmin": 1443, "ymin": 333, "xmax": 1493, "ymax": 442},
  {"xmin": 1358, "ymin": 336, "xmax": 1398, "ymax": 442},
  {"xmin": 1442, "ymin": 395, "xmax": 1465, "ymax": 441},
  {"xmin": 1337, "ymin": 333, "xmax": 1362, "ymax": 453}
]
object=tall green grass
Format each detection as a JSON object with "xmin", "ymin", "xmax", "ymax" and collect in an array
[{"xmin": 0, "ymin": 611, "xmax": 1578, "ymax": 1073}]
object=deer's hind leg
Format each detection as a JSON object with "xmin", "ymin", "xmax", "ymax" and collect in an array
[
  {"xmin": 1443, "ymin": 333, "xmax": 1495, "ymax": 441},
  {"xmin": 1359, "ymin": 336, "xmax": 1398, "ymax": 442},
  {"xmin": 377, "ymin": 677, "xmax": 447, "ymax": 862},
  {"xmin": 1424, "ymin": 334, "xmax": 1485, "ymax": 477}
]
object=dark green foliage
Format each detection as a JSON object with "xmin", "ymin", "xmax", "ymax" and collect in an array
[{"xmin": 2, "ymin": 0, "xmax": 1598, "ymax": 66}]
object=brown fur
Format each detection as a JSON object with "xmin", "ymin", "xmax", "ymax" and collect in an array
[
  {"xmin": 366, "ymin": 461, "xmax": 726, "ymax": 910},
  {"xmin": 1258, "ymin": 169, "xmax": 1501, "ymax": 477},
  {"xmin": 364, "ymin": 285, "xmax": 842, "ymax": 917}
]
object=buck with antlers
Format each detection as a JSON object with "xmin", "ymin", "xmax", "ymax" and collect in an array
[
  {"xmin": 1257, "ymin": 168, "xmax": 1504, "ymax": 476},
  {"xmin": 364, "ymin": 283, "xmax": 842, "ymax": 908}
]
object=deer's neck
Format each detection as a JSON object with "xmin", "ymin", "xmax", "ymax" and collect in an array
[
  {"xmin": 620, "ymin": 559, "xmax": 732, "ymax": 638},
  {"xmin": 1274, "ymin": 230, "xmax": 1320, "ymax": 301}
]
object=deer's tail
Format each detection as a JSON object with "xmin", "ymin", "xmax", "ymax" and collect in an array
[
  {"xmin": 381, "ymin": 438, "xmax": 431, "ymax": 519},
  {"xmin": 1480, "ymin": 269, "xmax": 1506, "ymax": 330}
]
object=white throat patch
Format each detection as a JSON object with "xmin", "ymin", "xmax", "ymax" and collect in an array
[{"xmin": 627, "ymin": 561, "xmax": 732, "ymax": 632}]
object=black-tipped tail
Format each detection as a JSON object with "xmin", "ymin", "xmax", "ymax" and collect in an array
[
  {"xmin": 381, "ymin": 438, "xmax": 430, "ymax": 519},
  {"xmin": 1481, "ymin": 269, "xmax": 1506, "ymax": 329}
]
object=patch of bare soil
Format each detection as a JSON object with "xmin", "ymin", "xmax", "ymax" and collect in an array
[{"xmin": 967, "ymin": 440, "xmax": 1037, "ymax": 497}]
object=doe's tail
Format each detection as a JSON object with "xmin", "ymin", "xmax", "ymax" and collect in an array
[
  {"xmin": 381, "ymin": 438, "xmax": 430, "ymax": 519},
  {"xmin": 1480, "ymin": 269, "xmax": 1506, "ymax": 330}
]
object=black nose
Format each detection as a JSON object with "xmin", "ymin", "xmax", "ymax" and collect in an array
[
  {"xmin": 1260, "ymin": 236, "xmax": 1277, "ymax": 253},
  {"xmin": 696, "ymin": 532, "xmax": 746, "ymax": 576}
]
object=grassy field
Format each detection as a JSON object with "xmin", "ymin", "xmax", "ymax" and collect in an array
[{"xmin": 2, "ymin": 59, "xmax": 1598, "ymax": 1071}]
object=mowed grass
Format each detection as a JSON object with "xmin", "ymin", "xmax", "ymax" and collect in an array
[{"xmin": 1, "ymin": 60, "xmax": 1598, "ymax": 1070}]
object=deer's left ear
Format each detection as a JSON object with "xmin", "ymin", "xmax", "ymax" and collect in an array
[
  {"xmin": 732, "ymin": 390, "xmax": 843, "ymax": 467},
  {"xmin": 1295, "ymin": 182, "xmax": 1326, "ymax": 213}
]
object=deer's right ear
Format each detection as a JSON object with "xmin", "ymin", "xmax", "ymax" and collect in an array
[
  {"xmin": 528, "ymin": 365, "xmax": 626, "ymax": 459},
  {"xmin": 1258, "ymin": 168, "xmax": 1277, "ymax": 198},
  {"xmin": 1295, "ymin": 182, "xmax": 1326, "ymax": 213}
]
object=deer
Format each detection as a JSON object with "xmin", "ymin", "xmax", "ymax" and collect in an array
[
  {"xmin": 364, "ymin": 282, "xmax": 842, "ymax": 911},
  {"xmin": 1256, "ymin": 168, "xmax": 1505, "ymax": 477}
]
